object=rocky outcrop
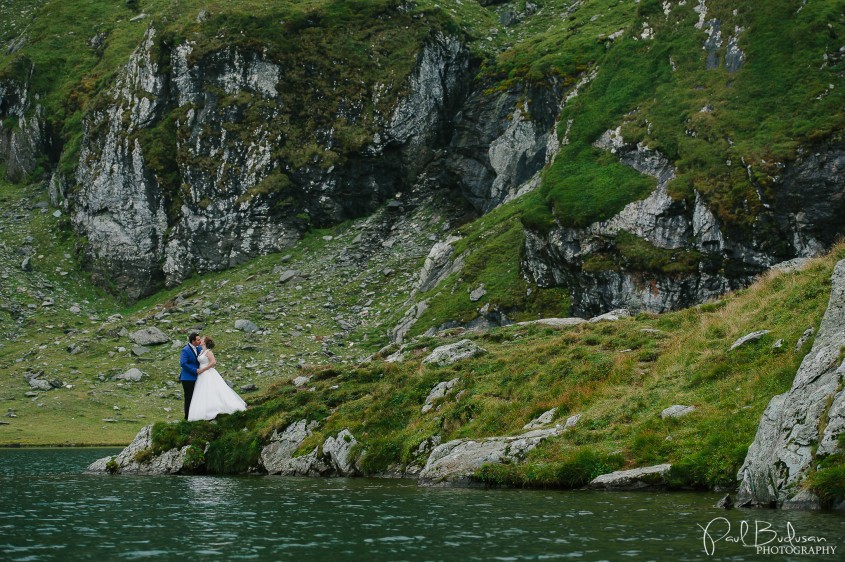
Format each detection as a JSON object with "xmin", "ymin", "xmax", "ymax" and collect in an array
[
  {"xmin": 419, "ymin": 426, "xmax": 563, "ymax": 486},
  {"xmin": 0, "ymin": 66, "xmax": 49, "ymax": 183},
  {"xmin": 589, "ymin": 463, "xmax": 672, "ymax": 490},
  {"xmin": 87, "ymin": 425, "xmax": 189, "ymax": 475},
  {"xmin": 260, "ymin": 420, "xmax": 363, "ymax": 477},
  {"xmin": 736, "ymin": 259, "xmax": 845, "ymax": 508},
  {"xmin": 519, "ymin": 123, "xmax": 838, "ymax": 316},
  {"xmin": 66, "ymin": 26, "xmax": 471, "ymax": 299},
  {"xmin": 446, "ymin": 80, "xmax": 566, "ymax": 212},
  {"xmin": 261, "ymin": 419, "xmax": 327, "ymax": 476},
  {"xmin": 422, "ymin": 339, "xmax": 485, "ymax": 366},
  {"xmin": 421, "ymin": 378, "xmax": 460, "ymax": 413}
]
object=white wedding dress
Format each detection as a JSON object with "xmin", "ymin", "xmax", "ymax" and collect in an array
[{"xmin": 188, "ymin": 351, "xmax": 247, "ymax": 421}]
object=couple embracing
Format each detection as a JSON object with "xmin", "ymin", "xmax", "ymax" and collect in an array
[{"xmin": 179, "ymin": 333, "xmax": 247, "ymax": 421}]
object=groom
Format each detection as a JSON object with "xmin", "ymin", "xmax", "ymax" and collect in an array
[{"xmin": 179, "ymin": 333, "xmax": 203, "ymax": 420}]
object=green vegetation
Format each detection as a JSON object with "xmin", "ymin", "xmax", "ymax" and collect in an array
[
  {"xmin": 808, "ymin": 434, "xmax": 845, "ymax": 507},
  {"xmin": 406, "ymin": 202, "xmax": 571, "ymax": 338},
  {"xmin": 143, "ymin": 243, "xmax": 840, "ymax": 490},
  {"xmin": 1, "ymin": 0, "xmax": 845, "ymax": 505}
]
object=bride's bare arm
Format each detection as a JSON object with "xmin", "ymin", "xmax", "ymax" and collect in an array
[
  {"xmin": 205, "ymin": 350, "xmax": 217, "ymax": 370},
  {"xmin": 197, "ymin": 350, "xmax": 217, "ymax": 374}
]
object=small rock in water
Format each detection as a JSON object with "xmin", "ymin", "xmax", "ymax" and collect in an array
[{"xmin": 714, "ymin": 494, "xmax": 733, "ymax": 509}]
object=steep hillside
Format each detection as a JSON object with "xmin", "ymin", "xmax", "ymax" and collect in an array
[
  {"xmin": 2, "ymin": 0, "xmax": 845, "ymax": 504},
  {"xmin": 2, "ymin": 0, "xmax": 844, "ymax": 325}
]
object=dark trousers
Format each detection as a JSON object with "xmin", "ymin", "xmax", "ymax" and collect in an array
[{"xmin": 182, "ymin": 380, "xmax": 196, "ymax": 420}]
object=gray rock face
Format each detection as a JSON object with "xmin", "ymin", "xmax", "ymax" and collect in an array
[
  {"xmin": 447, "ymin": 81, "xmax": 565, "ymax": 212},
  {"xmin": 589, "ymin": 463, "xmax": 672, "ymax": 490},
  {"xmin": 128, "ymin": 326, "xmax": 170, "ymax": 346},
  {"xmin": 65, "ymin": 28, "xmax": 471, "ymax": 299},
  {"xmin": 519, "ymin": 124, "xmax": 817, "ymax": 316},
  {"xmin": 26, "ymin": 377, "xmax": 52, "ymax": 391},
  {"xmin": 87, "ymin": 425, "xmax": 188, "ymax": 475},
  {"xmin": 736, "ymin": 259, "xmax": 845, "ymax": 508},
  {"xmin": 261, "ymin": 422, "xmax": 360, "ymax": 477},
  {"xmin": 322, "ymin": 429, "xmax": 360, "ymax": 476},
  {"xmin": 0, "ymin": 72, "xmax": 47, "ymax": 182},
  {"xmin": 261, "ymin": 419, "xmax": 321, "ymax": 475},
  {"xmin": 419, "ymin": 426, "xmax": 563, "ymax": 485},
  {"xmin": 414, "ymin": 236, "xmax": 463, "ymax": 295},
  {"xmin": 422, "ymin": 339, "xmax": 485, "ymax": 366}
]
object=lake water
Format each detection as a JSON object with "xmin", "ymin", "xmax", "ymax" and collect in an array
[{"xmin": 1, "ymin": 449, "xmax": 842, "ymax": 561}]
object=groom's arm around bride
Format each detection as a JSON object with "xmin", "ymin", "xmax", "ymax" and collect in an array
[{"xmin": 179, "ymin": 333, "xmax": 202, "ymax": 420}]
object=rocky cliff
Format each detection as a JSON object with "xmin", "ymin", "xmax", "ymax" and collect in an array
[
  {"xmin": 53, "ymin": 24, "xmax": 470, "ymax": 299},
  {"xmin": 736, "ymin": 259, "xmax": 845, "ymax": 509},
  {"xmin": 3, "ymin": 0, "xmax": 845, "ymax": 320}
]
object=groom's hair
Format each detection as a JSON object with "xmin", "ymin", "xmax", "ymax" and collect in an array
[
  {"xmin": 188, "ymin": 332, "xmax": 199, "ymax": 343},
  {"xmin": 203, "ymin": 336, "xmax": 215, "ymax": 350}
]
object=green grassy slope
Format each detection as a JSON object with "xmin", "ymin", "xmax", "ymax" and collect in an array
[{"xmin": 149, "ymin": 245, "xmax": 842, "ymax": 490}]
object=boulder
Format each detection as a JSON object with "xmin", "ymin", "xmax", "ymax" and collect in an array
[
  {"xmin": 516, "ymin": 317, "xmax": 586, "ymax": 328},
  {"xmin": 422, "ymin": 339, "xmax": 485, "ymax": 367},
  {"xmin": 660, "ymin": 405, "xmax": 696, "ymax": 419},
  {"xmin": 729, "ymin": 330, "xmax": 769, "ymax": 350},
  {"xmin": 781, "ymin": 489, "xmax": 822, "ymax": 511},
  {"xmin": 278, "ymin": 270, "xmax": 299, "ymax": 284},
  {"xmin": 128, "ymin": 327, "xmax": 170, "ymax": 346},
  {"xmin": 469, "ymin": 284, "xmax": 486, "ymax": 302},
  {"xmin": 422, "ymin": 378, "xmax": 459, "ymax": 413},
  {"xmin": 564, "ymin": 413, "xmax": 582, "ymax": 429},
  {"xmin": 27, "ymin": 378, "xmax": 52, "ymax": 391},
  {"xmin": 589, "ymin": 309, "xmax": 630, "ymax": 323},
  {"xmin": 292, "ymin": 376, "xmax": 311, "ymax": 387},
  {"xmin": 419, "ymin": 427, "xmax": 562, "ymax": 485},
  {"xmin": 234, "ymin": 319, "xmax": 259, "ymax": 333},
  {"xmin": 714, "ymin": 494, "xmax": 733, "ymax": 509},
  {"xmin": 116, "ymin": 368, "xmax": 145, "ymax": 382},
  {"xmin": 131, "ymin": 345, "xmax": 150, "ymax": 357},
  {"xmin": 589, "ymin": 463, "xmax": 672, "ymax": 490}
]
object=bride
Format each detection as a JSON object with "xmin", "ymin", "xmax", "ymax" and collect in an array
[{"xmin": 188, "ymin": 336, "xmax": 247, "ymax": 421}]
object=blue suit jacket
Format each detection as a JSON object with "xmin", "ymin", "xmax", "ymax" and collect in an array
[{"xmin": 179, "ymin": 344, "xmax": 203, "ymax": 381}]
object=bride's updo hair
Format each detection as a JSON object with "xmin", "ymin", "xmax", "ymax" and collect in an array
[{"xmin": 203, "ymin": 336, "xmax": 216, "ymax": 350}]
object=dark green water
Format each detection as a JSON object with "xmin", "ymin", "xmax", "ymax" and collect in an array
[{"xmin": 1, "ymin": 449, "xmax": 842, "ymax": 561}]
